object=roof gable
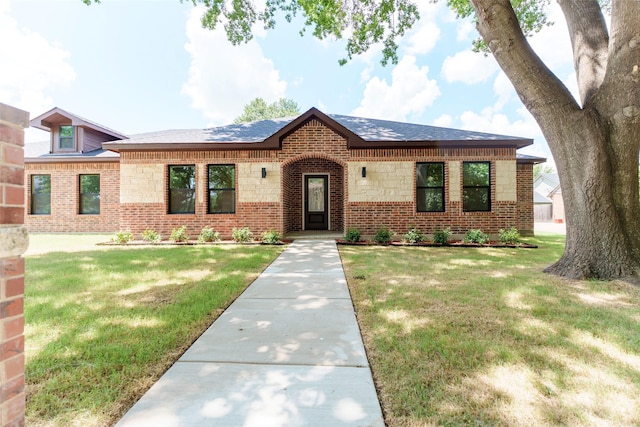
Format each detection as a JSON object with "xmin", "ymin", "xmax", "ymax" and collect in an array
[
  {"xmin": 30, "ymin": 107, "xmax": 128, "ymax": 141},
  {"xmin": 263, "ymin": 107, "xmax": 365, "ymax": 148}
]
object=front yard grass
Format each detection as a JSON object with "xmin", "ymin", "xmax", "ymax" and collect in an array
[
  {"xmin": 25, "ymin": 237, "xmax": 284, "ymax": 426},
  {"xmin": 340, "ymin": 234, "xmax": 640, "ymax": 426}
]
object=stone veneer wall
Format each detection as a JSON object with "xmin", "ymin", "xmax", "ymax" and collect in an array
[
  {"xmin": 1, "ymin": 103, "xmax": 29, "ymax": 427},
  {"xmin": 347, "ymin": 148, "xmax": 524, "ymax": 237},
  {"xmin": 117, "ymin": 150, "xmax": 283, "ymax": 238}
]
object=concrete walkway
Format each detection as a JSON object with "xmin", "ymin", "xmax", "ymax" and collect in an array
[{"xmin": 116, "ymin": 240, "xmax": 384, "ymax": 427}]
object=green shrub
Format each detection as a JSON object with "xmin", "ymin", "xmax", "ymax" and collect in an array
[
  {"xmin": 403, "ymin": 227, "xmax": 426, "ymax": 244},
  {"xmin": 261, "ymin": 230, "xmax": 282, "ymax": 244},
  {"xmin": 463, "ymin": 229, "xmax": 489, "ymax": 244},
  {"xmin": 232, "ymin": 227, "xmax": 254, "ymax": 243},
  {"xmin": 499, "ymin": 227, "xmax": 521, "ymax": 245},
  {"xmin": 198, "ymin": 226, "xmax": 220, "ymax": 243},
  {"xmin": 141, "ymin": 228, "xmax": 161, "ymax": 243},
  {"xmin": 170, "ymin": 225, "xmax": 189, "ymax": 243},
  {"xmin": 344, "ymin": 228, "xmax": 362, "ymax": 243},
  {"xmin": 374, "ymin": 227, "xmax": 394, "ymax": 244},
  {"xmin": 432, "ymin": 228, "xmax": 451, "ymax": 245},
  {"xmin": 111, "ymin": 230, "xmax": 133, "ymax": 244}
]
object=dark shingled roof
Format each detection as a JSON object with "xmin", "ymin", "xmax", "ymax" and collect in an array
[{"xmin": 102, "ymin": 108, "xmax": 534, "ymax": 151}]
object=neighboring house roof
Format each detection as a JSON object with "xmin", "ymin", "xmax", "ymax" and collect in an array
[
  {"xmin": 30, "ymin": 106, "xmax": 129, "ymax": 140},
  {"xmin": 534, "ymin": 189, "xmax": 553, "ymax": 204},
  {"xmin": 534, "ymin": 172, "xmax": 560, "ymax": 197},
  {"xmin": 24, "ymin": 140, "xmax": 120, "ymax": 163},
  {"xmin": 103, "ymin": 107, "xmax": 535, "ymax": 152},
  {"xmin": 516, "ymin": 153, "xmax": 546, "ymax": 164}
]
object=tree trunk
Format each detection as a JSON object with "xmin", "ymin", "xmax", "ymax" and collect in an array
[
  {"xmin": 541, "ymin": 108, "xmax": 640, "ymax": 279},
  {"xmin": 470, "ymin": 0, "xmax": 640, "ymax": 280}
]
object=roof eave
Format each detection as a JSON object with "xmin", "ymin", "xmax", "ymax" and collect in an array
[
  {"xmin": 351, "ymin": 138, "xmax": 534, "ymax": 149},
  {"xmin": 25, "ymin": 156, "xmax": 119, "ymax": 164},
  {"xmin": 102, "ymin": 140, "xmax": 281, "ymax": 153}
]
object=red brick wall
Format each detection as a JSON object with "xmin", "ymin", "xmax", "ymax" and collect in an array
[
  {"xmin": 282, "ymin": 156, "xmax": 344, "ymax": 233},
  {"xmin": 1, "ymin": 103, "xmax": 29, "ymax": 427},
  {"xmin": 118, "ymin": 150, "xmax": 283, "ymax": 239},
  {"xmin": 346, "ymin": 148, "xmax": 525, "ymax": 237},
  {"xmin": 24, "ymin": 162, "xmax": 120, "ymax": 233}
]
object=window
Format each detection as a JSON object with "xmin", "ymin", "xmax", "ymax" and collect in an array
[
  {"xmin": 416, "ymin": 163, "xmax": 445, "ymax": 212},
  {"xmin": 169, "ymin": 165, "xmax": 196, "ymax": 214},
  {"xmin": 59, "ymin": 125, "xmax": 74, "ymax": 150},
  {"xmin": 31, "ymin": 175, "xmax": 51, "ymax": 215},
  {"xmin": 463, "ymin": 161, "xmax": 491, "ymax": 212},
  {"xmin": 208, "ymin": 165, "xmax": 235, "ymax": 214},
  {"xmin": 79, "ymin": 174, "xmax": 100, "ymax": 214}
]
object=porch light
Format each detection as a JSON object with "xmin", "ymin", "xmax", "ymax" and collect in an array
[
  {"xmin": 261, "ymin": 167, "xmax": 267, "ymax": 178},
  {"xmin": 361, "ymin": 167, "xmax": 367, "ymax": 178}
]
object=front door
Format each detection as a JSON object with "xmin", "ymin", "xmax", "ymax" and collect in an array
[{"xmin": 305, "ymin": 175, "xmax": 329, "ymax": 230}]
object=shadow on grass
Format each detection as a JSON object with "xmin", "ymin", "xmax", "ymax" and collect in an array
[
  {"xmin": 340, "ymin": 234, "xmax": 640, "ymax": 426},
  {"xmin": 25, "ymin": 245, "xmax": 283, "ymax": 427}
]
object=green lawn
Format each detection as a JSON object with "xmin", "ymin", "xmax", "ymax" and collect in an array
[
  {"xmin": 339, "ymin": 234, "xmax": 640, "ymax": 426},
  {"xmin": 24, "ymin": 236, "xmax": 284, "ymax": 427}
]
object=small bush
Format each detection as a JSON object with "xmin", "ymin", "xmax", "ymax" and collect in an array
[
  {"xmin": 499, "ymin": 227, "xmax": 521, "ymax": 245},
  {"xmin": 432, "ymin": 228, "xmax": 451, "ymax": 245},
  {"xmin": 344, "ymin": 228, "xmax": 362, "ymax": 243},
  {"xmin": 198, "ymin": 226, "xmax": 220, "ymax": 243},
  {"xmin": 232, "ymin": 227, "xmax": 254, "ymax": 243},
  {"xmin": 374, "ymin": 227, "xmax": 394, "ymax": 244},
  {"xmin": 261, "ymin": 230, "xmax": 282, "ymax": 244},
  {"xmin": 403, "ymin": 227, "xmax": 426, "ymax": 244},
  {"xmin": 463, "ymin": 229, "xmax": 489, "ymax": 244},
  {"xmin": 141, "ymin": 229, "xmax": 161, "ymax": 243},
  {"xmin": 170, "ymin": 225, "xmax": 189, "ymax": 243},
  {"xmin": 111, "ymin": 230, "xmax": 134, "ymax": 244}
]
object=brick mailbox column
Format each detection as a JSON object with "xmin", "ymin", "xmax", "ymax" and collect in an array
[{"xmin": 0, "ymin": 103, "xmax": 29, "ymax": 427}]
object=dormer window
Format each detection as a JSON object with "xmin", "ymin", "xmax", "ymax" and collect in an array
[{"xmin": 59, "ymin": 125, "xmax": 74, "ymax": 150}]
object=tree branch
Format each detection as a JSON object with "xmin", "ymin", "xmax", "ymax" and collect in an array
[
  {"xmin": 469, "ymin": 0, "xmax": 579, "ymax": 122},
  {"xmin": 557, "ymin": 0, "xmax": 608, "ymax": 106}
]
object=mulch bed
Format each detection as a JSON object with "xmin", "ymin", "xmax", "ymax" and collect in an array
[
  {"xmin": 98, "ymin": 240, "xmax": 293, "ymax": 246},
  {"xmin": 336, "ymin": 240, "xmax": 538, "ymax": 248}
]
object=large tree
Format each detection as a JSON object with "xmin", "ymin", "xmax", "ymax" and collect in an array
[
  {"xmin": 85, "ymin": 0, "xmax": 640, "ymax": 280},
  {"xmin": 233, "ymin": 97, "xmax": 301, "ymax": 123}
]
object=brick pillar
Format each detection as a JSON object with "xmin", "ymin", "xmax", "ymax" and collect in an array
[{"xmin": 0, "ymin": 103, "xmax": 29, "ymax": 427}]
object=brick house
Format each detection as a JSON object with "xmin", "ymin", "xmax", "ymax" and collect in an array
[{"xmin": 25, "ymin": 106, "xmax": 543, "ymax": 238}]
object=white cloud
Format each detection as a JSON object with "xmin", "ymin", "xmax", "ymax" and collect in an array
[
  {"xmin": 0, "ymin": 0, "xmax": 75, "ymax": 120},
  {"xmin": 351, "ymin": 55, "xmax": 440, "ymax": 121},
  {"xmin": 404, "ymin": 20, "xmax": 440, "ymax": 56},
  {"xmin": 433, "ymin": 114, "xmax": 453, "ymax": 128},
  {"xmin": 456, "ymin": 20, "xmax": 475, "ymax": 42},
  {"xmin": 182, "ymin": 6, "xmax": 287, "ymax": 125},
  {"xmin": 493, "ymin": 71, "xmax": 516, "ymax": 110},
  {"xmin": 460, "ymin": 104, "xmax": 540, "ymax": 137},
  {"xmin": 441, "ymin": 50, "xmax": 498, "ymax": 84}
]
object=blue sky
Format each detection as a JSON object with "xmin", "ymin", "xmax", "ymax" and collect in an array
[{"xmin": 3, "ymin": 0, "xmax": 581, "ymax": 164}]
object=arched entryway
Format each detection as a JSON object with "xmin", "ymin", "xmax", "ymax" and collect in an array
[{"xmin": 282, "ymin": 156, "xmax": 345, "ymax": 234}]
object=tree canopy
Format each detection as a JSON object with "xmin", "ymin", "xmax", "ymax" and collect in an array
[{"xmin": 233, "ymin": 98, "xmax": 301, "ymax": 123}]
